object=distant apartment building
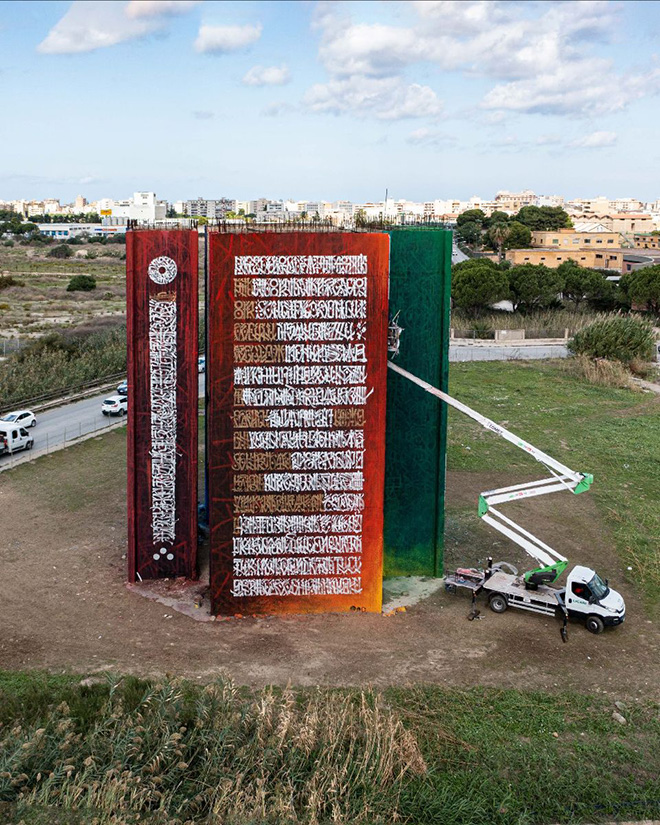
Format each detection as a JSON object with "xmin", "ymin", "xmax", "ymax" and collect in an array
[
  {"xmin": 506, "ymin": 247, "xmax": 624, "ymax": 271},
  {"xmin": 493, "ymin": 189, "xmax": 537, "ymax": 212},
  {"xmin": 185, "ymin": 197, "xmax": 236, "ymax": 219},
  {"xmin": 530, "ymin": 228, "xmax": 620, "ymax": 249},
  {"xmin": 633, "ymin": 232, "xmax": 660, "ymax": 250},
  {"xmin": 95, "ymin": 192, "xmax": 166, "ymax": 223}
]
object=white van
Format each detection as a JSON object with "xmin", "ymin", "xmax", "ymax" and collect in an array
[{"xmin": 0, "ymin": 425, "xmax": 34, "ymax": 455}]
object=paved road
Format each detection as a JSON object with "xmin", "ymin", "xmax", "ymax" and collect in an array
[
  {"xmin": 0, "ymin": 374, "xmax": 206, "ymax": 468},
  {"xmin": 451, "ymin": 241, "xmax": 468, "ymax": 264}
]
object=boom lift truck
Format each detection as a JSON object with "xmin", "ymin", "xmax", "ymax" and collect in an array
[{"xmin": 387, "ymin": 361, "xmax": 626, "ymax": 640}]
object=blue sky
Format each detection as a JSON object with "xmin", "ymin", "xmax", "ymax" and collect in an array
[{"xmin": 1, "ymin": 0, "xmax": 660, "ymax": 203}]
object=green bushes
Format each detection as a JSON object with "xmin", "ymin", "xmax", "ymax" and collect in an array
[
  {"xmin": 451, "ymin": 259, "xmax": 509, "ymax": 314},
  {"xmin": 66, "ymin": 274, "xmax": 96, "ymax": 292},
  {"xmin": 0, "ymin": 325, "xmax": 126, "ymax": 407},
  {"xmin": 568, "ymin": 316, "xmax": 656, "ymax": 365},
  {"xmin": 47, "ymin": 244, "xmax": 72, "ymax": 259}
]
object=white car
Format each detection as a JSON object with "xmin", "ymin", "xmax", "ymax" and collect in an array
[
  {"xmin": 102, "ymin": 395, "xmax": 128, "ymax": 416},
  {"xmin": 198, "ymin": 355, "xmax": 206, "ymax": 373},
  {"xmin": 1, "ymin": 409, "xmax": 36, "ymax": 428}
]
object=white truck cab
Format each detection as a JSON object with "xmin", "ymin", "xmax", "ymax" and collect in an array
[
  {"xmin": 564, "ymin": 565, "xmax": 626, "ymax": 631},
  {"xmin": 0, "ymin": 425, "xmax": 34, "ymax": 455}
]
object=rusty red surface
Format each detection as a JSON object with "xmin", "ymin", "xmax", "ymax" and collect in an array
[
  {"xmin": 208, "ymin": 231, "xmax": 389, "ymax": 615},
  {"xmin": 126, "ymin": 229, "xmax": 198, "ymax": 582}
]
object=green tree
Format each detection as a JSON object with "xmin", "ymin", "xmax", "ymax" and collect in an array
[
  {"xmin": 486, "ymin": 222, "xmax": 512, "ymax": 259},
  {"xmin": 485, "ymin": 210, "xmax": 510, "ymax": 228},
  {"xmin": 456, "ymin": 209, "xmax": 486, "ymax": 229},
  {"xmin": 557, "ymin": 260, "xmax": 613, "ymax": 309},
  {"xmin": 451, "ymin": 259, "xmax": 509, "ymax": 314},
  {"xmin": 508, "ymin": 263, "xmax": 564, "ymax": 311},
  {"xmin": 455, "ymin": 220, "xmax": 482, "ymax": 247},
  {"xmin": 506, "ymin": 221, "xmax": 532, "ymax": 249},
  {"xmin": 621, "ymin": 265, "xmax": 660, "ymax": 314},
  {"xmin": 514, "ymin": 205, "xmax": 572, "ymax": 231}
]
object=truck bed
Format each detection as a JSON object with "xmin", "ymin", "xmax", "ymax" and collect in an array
[{"xmin": 483, "ymin": 571, "xmax": 565, "ymax": 616}]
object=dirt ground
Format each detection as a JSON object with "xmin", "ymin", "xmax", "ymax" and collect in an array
[{"xmin": 1, "ymin": 438, "xmax": 658, "ymax": 699}]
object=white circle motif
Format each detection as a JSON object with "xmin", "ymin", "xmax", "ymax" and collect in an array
[{"xmin": 148, "ymin": 256, "xmax": 178, "ymax": 284}]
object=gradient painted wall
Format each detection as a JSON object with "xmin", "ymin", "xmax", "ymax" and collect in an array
[{"xmin": 207, "ymin": 231, "xmax": 390, "ymax": 615}]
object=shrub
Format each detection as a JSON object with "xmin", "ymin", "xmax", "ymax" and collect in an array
[
  {"xmin": 3, "ymin": 240, "xmax": 14, "ymax": 247},
  {"xmin": 568, "ymin": 316, "xmax": 656, "ymax": 365},
  {"xmin": 0, "ymin": 275, "xmax": 24, "ymax": 290},
  {"xmin": 47, "ymin": 244, "xmax": 72, "ymax": 259},
  {"xmin": 66, "ymin": 274, "xmax": 97, "ymax": 292},
  {"xmin": 562, "ymin": 355, "xmax": 635, "ymax": 390}
]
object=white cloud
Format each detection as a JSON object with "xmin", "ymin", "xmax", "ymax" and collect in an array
[
  {"xmin": 194, "ymin": 23, "xmax": 261, "ymax": 54},
  {"xmin": 243, "ymin": 64, "xmax": 290, "ymax": 87},
  {"xmin": 307, "ymin": 0, "xmax": 658, "ymax": 122},
  {"xmin": 406, "ymin": 127, "xmax": 455, "ymax": 147},
  {"xmin": 482, "ymin": 65, "xmax": 660, "ymax": 117},
  {"xmin": 536, "ymin": 134, "xmax": 562, "ymax": 146},
  {"xmin": 192, "ymin": 109, "xmax": 214, "ymax": 120},
  {"xmin": 304, "ymin": 76, "xmax": 442, "ymax": 120},
  {"xmin": 125, "ymin": 0, "xmax": 201, "ymax": 19},
  {"xmin": 262, "ymin": 101, "xmax": 296, "ymax": 117},
  {"xmin": 570, "ymin": 131, "xmax": 618, "ymax": 148},
  {"xmin": 38, "ymin": 0, "xmax": 160, "ymax": 54}
]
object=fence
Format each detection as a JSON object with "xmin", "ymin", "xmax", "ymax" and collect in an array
[{"xmin": 0, "ymin": 414, "xmax": 127, "ymax": 473}]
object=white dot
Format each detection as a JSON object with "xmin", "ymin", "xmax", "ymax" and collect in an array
[
  {"xmin": 153, "ymin": 553, "xmax": 160, "ymax": 560},
  {"xmin": 166, "ymin": 553, "xmax": 174, "ymax": 561}
]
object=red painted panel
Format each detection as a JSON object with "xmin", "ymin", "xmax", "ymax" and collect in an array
[
  {"xmin": 126, "ymin": 229, "xmax": 198, "ymax": 582},
  {"xmin": 208, "ymin": 231, "xmax": 389, "ymax": 615}
]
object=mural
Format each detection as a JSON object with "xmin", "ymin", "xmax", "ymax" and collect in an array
[
  {"xmin": 126, "ymin": 230, "xmax": 198, "ymax": 581},
  {"xmin": 208, "ymin": 232, "xmax": 389, "ymax": 615}
]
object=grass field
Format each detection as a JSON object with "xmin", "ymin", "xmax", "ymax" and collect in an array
[
  {"xmin": 1, "ymin": 671, "xmax": 659, "ymax": 825},
  {"xmin": 0, "ymin": 244, "xmax": 126, "ymax": 338},
  {"xmin": 446, "ymin": 360, "xmax": 660, "ymax": 613}
]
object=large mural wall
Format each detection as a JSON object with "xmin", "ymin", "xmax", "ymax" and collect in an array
[
  {"xmin": 207, "ymin": 232, "xmax": 390, "ymax": 615},
  {"xmin": 126, "ymin": 229, "xmax": 198, "ymax": 582}
]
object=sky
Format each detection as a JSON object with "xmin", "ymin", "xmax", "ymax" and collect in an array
[{"xmin": 1, "ymin": 0, "xmax": 660, "ymax": 204}]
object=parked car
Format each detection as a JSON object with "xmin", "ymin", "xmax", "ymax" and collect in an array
[
  {"xmin": 0, "ymin": 409, "xmax": 36, "ymax": 428},
  {"xmin": 198, "ymin": 355, "xmax": 206, "ymax": 373},
  {"xmin": 0, "ymin": 424, "xmax": 34, "ymax": 454},
  {"xmin": 117, "ymin": 380, "xmax": 128, "ymax": 395},
  {"xmin": 102, "ymin": 395, "xmax": 128, "ymax": 416}
]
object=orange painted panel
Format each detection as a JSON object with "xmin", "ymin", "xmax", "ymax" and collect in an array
[{"xmin": 208, "ymin": 231, "xmax": 389, "ymax": 615}]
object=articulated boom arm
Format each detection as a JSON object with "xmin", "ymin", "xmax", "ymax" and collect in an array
[{"xmin": 387, "ymin": 362, "xmax": 593, "ymax": 576}]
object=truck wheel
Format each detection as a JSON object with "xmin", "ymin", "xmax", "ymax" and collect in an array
[
  {"xmin": 489, "ymin": 593, "xmax": 508, "ymax": 613},
  {"xmin": 586, "ymin": 615, "xmax": 604, "ymax": 635}
]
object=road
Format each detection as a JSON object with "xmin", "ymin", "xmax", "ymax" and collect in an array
[
  {"xmin": 451, "ymin": 241, "xmax": 468, "ymax": 264},
  {"xmin": 0, "ymin": 374, "xmax": 206, "ymax": 468}
]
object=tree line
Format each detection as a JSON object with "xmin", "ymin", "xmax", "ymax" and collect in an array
[
  {"xmin": 452, "ymin": 257, "xmax": 660, "ymax": 316},
  {"xmin": 455, "ymin": 205, "xmax": 572, "ymax": 255}
]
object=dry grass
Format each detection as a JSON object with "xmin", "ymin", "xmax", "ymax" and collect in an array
[
  {"xmin": 0, "ymin": 679, "xmax": 426, "ymax": 824},
  {"xmin": 561, "ymin": 354, "xmax": 637, "ymax": 390}
]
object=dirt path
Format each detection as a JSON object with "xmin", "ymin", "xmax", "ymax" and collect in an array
[{"xmin": 1, "ymin": 446, "xmax": 657, "ymax": 699}]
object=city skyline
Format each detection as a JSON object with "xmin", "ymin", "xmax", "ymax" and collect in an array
[{"xmin": 2, "ymin": 0, "xmax": 660, "ymax": 202}]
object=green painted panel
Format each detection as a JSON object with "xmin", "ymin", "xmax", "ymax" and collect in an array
[{"xmin": 383, "ymin": 228, "xmax": 452, "ymax": 577}]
